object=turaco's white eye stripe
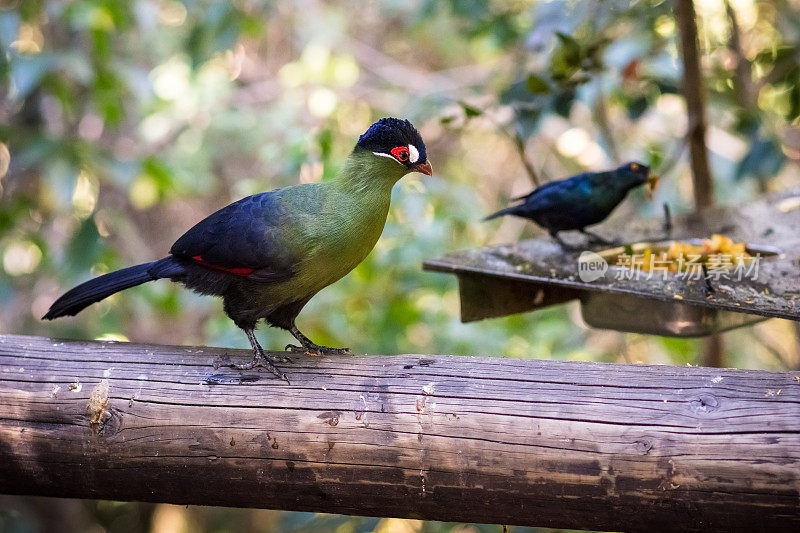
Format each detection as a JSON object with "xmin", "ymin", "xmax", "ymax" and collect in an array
[
  {"xmin": 372, "ymin": 151, "xmax": 402, "ymax": 164},
  {"xmin": 408, "ymin": 144, "xmax": 420, "ymax": 164}
]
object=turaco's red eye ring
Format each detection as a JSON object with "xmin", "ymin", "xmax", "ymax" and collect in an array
[{"xmin": 390, "ymin": 146, "xmax": 410, "ymax": 162}]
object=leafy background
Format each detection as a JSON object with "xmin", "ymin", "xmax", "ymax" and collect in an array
[{"xmin": 1, "ymin": 0, "xmax": 799, "ymax": 531}]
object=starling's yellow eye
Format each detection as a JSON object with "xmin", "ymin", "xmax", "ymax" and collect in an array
[
  {"xmin": 630, "ymin": 162, "xmax": 640, "ymax": 171},
  {"xmin": 391, "ymin": 146, "xmax": 410, "ymax": 162}
]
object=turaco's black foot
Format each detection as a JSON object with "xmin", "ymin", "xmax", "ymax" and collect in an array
[
  {"xmin": 285, "ymin": 343, "xmax": 351, "ymax": 356},
  {"xmin": 287, "ymin": 323, "xmax": 351, "ymax": 356},
  {"xmin": 232, "ymin": 350, "xmax": 290, "ymax": 383},
  {"xmin": 237, "ymin": 328, "xmax": 290, "ymax": 383}
]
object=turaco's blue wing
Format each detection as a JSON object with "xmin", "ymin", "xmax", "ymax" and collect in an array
[{"xmin": 170, "ymin": 192, "xmax": 297, "ymax": 282}]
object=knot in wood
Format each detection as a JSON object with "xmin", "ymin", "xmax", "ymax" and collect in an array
[
  {"xmin": 317, "ymin": 411, "xmax": 340, "ymax": 427},
  {"xmin": 635, "ymin": 438, "xmax": 654, "ymax": 455},
  {"xmin": 690, "ymin": 393, "xmax": 719, "ymax": 414}
]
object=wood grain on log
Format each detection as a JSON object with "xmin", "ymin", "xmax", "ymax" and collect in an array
[{"xmin": 0, "ymin": 334, "xmax": 798, "ymax": 532}]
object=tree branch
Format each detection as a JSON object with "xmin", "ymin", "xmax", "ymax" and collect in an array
[
  {"xmin": 724, "ymin": 0, "xmax": 756, "ymax": 110},
  {"xmin": 675, "ymin": 0, "xmax": 715, "ymax": 209}
]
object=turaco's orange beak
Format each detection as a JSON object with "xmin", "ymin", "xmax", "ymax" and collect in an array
[{"xmin": 414, "ymin": 160, "xmax": 433, "ymax": 176}]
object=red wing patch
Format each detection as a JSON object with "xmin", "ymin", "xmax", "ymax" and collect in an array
[{"xmin": 192, "ymin": 255, "xmax": 254, "ymax": 276}]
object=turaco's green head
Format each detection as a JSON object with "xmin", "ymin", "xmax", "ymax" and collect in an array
[{"xmin": 353, "ymin": 118, "xmax": 432, "ymax": 180}]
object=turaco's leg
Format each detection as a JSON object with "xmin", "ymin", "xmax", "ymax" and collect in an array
[
  {"xmin": 234, "ymin": 328, "xmax": 290, "ymax": 383},
  {"xmin": 286, "ymin": 323, "xmax": 350, "ymax": 356}
]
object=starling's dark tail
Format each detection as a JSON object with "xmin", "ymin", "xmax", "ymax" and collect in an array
[
  {"xmin": 42, "ymin": 256, "xmax": 185, "ymax": 320},
  {"xmin": 483, "ymin": 206, "xmax": 520, "ymax": 221}
]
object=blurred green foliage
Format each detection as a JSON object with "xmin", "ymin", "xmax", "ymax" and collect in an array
[{"xmin": 2, "ymin": 0, "xmax": 800, "ymax": 531}]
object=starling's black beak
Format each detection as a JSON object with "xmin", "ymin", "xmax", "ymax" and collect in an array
[{"xmin": 414, "ymin": 160, "xmax": 433, "ymax": 176}]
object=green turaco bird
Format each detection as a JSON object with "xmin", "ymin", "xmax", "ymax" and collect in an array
[{"xmin": 44, "ymin": 118, "xmax": 432, "ymax": 382}]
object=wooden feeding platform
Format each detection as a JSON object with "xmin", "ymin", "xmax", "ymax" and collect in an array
[{"xmin": 424, "ymin": 189, "xmax": 800, "ymax": 336}]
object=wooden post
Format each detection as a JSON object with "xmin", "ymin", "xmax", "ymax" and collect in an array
[{"xmin": 1, "ymin": 334, "xmax": 799, "ymax": 531}]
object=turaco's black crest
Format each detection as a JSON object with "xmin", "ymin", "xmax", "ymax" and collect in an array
[{"xmin": 356, "ymin": 117, "xmax": 427, "ymax": 167}]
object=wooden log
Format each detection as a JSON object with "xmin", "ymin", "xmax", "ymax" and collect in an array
[{"xmin": 0, "ymin": 334, "xmax": 799, "ymax": 532}]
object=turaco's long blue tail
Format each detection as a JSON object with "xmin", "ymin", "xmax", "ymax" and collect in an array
[{"xmin": 43, "ymin": 257, "xmax": 185, "ymax": 320}]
